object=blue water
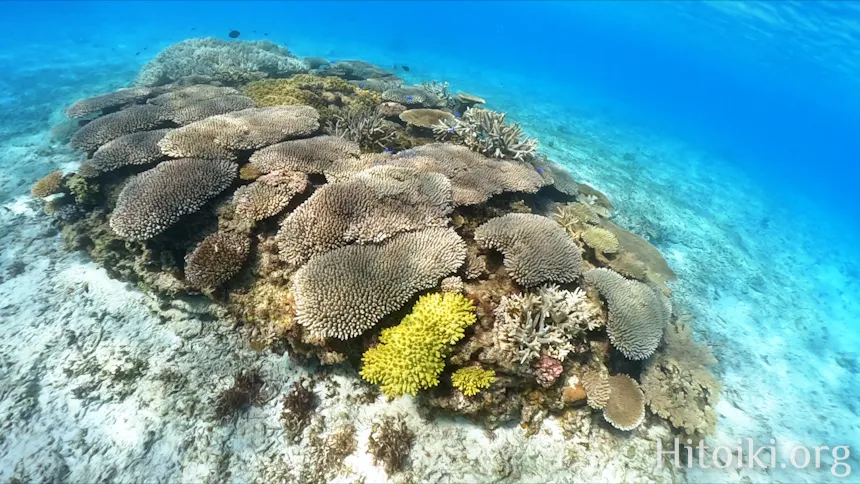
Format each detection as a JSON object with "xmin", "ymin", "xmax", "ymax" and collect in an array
[{"xmin": 1, "ymin": 1, "xmax": 859, "ymax": 481}]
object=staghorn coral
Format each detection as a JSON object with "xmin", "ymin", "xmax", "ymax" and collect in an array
[
  {"xmin": 232, "ymin": 170, "xmax": 308, "ymax": 224},
  {"xmin": 80, "ymin": 128, "xmax": 171, "ymax": 177},
  {"xmin": 382, "ymin": 86, "xmax": 440, "ymax": 108},
  {"xmin": 581, "ymin": 227, "xmax": 620, "ymax": 254},
  {"xmin": 110, "ymin": 158, "xmax": 237, "ymax": 240},
  {"xmin": 31, "ymin": 171, "xmax": 63, "ymax": 198},
  {"xmin": 603, "ymin": 374, "xmax": 645, "ymax": 431},
  {"xmin": 435, "ymin": 107, "xmax": 538, "ymax": 161},
  {"xmin": 66, "ymin": 87, "xmax": 161, "ymax": 119},
  {"xmin": 493, "ymin": 285, "xmax": 598, "ymax": 367},
  {"xmin": 393, "ymin": 143, "xmax": 546, "ymax": 206},
  {"xmin": 136, "ymin": 37, "xmax": 308, "ymax": 86},
  {"xmin": 70, "ymin": 104, "xmax": 169, "ymax": 152},
  {"xmin": 249, "ymin": 135, "xmax": 359, "ymax": 175},
  {"xmin": 475, "ymin": 214, "xmax": 583, "ymax": 287},
  {"xmin": 583, "ymin": 268, "xmax": 669, "ymax": 360},
  {"xmin": 399, "ymin": 109, "xmax": 455, "ymax": 129},
  {"xmin": 581, "ymin": 370, "xmax": 611, "ymax": 410},
  {"xmin": 159, "ymin": 105, "xmax": 319, "ymax": 160},
  {"xmin": 451, "ymin": 367, "xmax": 496, "ymax": 397},
  {"xmin": 184, "ymin": 231, "xmax": 251, "ymax": 290},
  {"xmin": 277, "ymin": 165, "xmax": 453, "ymax": 266},
  {"xmin": 367, "ymin": 414, "xmax": 415, "ymax": 476},
  {"xmin": 641, "ymin": 320, "xmax": 720, "ymax": 442},
  {"xmin": 292, "ymin": 227, "xmax": 466, "ymax": 340},
  {"xmin": 325, "ymin": 106, "xmax": 396, "ymax": 149},
  {"xmin": 361, "ymin": 292, "xmax": 477, "ymax": 397}
]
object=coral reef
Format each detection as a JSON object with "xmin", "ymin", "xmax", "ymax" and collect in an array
[
  {"xmin": 213, "ymin": 368, "xmax": 266, "ymax": 421},
  {"xmin": 249, "ymin": 135, "xmax": 360, "ymax": 175},
  {"xmin": 280, "ymin": 379, "xmax": 316, "ymax": 443},
  {"xmin": 399, "ymin": 108, "xmax": 455, "ymax": 129},
  {"xmin": 71, "ymin": 104, "xmax": 169, "ymax": 152},
  {"xmin": 244, "ymin": 74, "xmax": 381, "ymax": 121},
  {"xmin": 31, "ymin": 171, "xmax": 63, "ymax": 198},
  {"xmin": 434, "ymin": 107, "xmax": 538, "ymax": 161},
  {"xmin": 367, "ymin": 414, "xmax": 415, "ymax": 476},
  {"xmin": 602, "ymin": 374, "xmax": 645, "ymax": 431},
  {"xmin": 65, "ymin": 86, "xmax": 161, "ymax": 118},
  {"xmin": 80, "ymin": 128, "xmax": 171, "ymax": 176},
  {"xmin": 136, "ymin": 37, "xmax": 309, "ymax": 86},
  {"xmin": 360, "ymin": 292, "xmax": 476, "ymax": 397},
  {"xmin": 581, "ymin": 227, "xmax": 620, "ymax": 254},
  {"xmin": 475, "ymin": 214, "xmax": 583, "ymax": 287},
  {"xmin": 382, "ymin": 86, "xmax": 441, "ymax": 108},
  {"xmin": 451, "ymin": 367, "xmax": 496, "ymax": 396},
  {"xmin": 293, "ymin": 228, "xmax": 466, "ymax": 339},
  {"xmin": 325, "ymin": 106, "xmax": 397, "ymax": 150},
  {"xmin": 184, "ymin": 231, "xmax": 251, "ymax": 291},
  {"xmin": 232, "ymin": 170, "xmax": 308, "ymax": 225}
]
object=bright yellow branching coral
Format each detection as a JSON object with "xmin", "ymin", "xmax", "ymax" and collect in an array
[
  {"xmin": 451, "ymin": 367, "xmax": 495, "ymax": 396},
  {"xmin": 360, "ymin": 293, "xmax": 476, "ymax": 398}
]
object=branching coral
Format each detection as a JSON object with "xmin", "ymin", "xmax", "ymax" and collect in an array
[
  {"xmin": 367, "ymin": 414, "xmax": 415, "ymax": 476},
  {"xmin": 66, "ymin": 87, "xmax": 160, "ymax": 119},
  {"xmin": 361, "ymin": 292, "xmax": 477, "ymax": 397},
  {"xmin": 583, "ymin": 268, "xmax": 669, "ymax": 360},
  {"xmin": 553, "ymin": 202, "xmax": 599, "ymax": 235},
  {"xmin": 232, "ymin": 170, "xmax": 308, "ymax": 224},
  {"xmin": 641, "ymin": 320, "xmax": 720, "ymax": 442},
  {"xmin": 603, "ymin": 374, "xmax": 645, "ymax": 431},
  {"xmin": 281, "ymin": 379, "xmax": 316, "ymax": 443},
  {"xmin": 325, "ymin": 106, "xmax": 396, "ymax": 149},
  {"xmin": 277, "ymin": 165, "xmax": 453, "ymax": 265},
  {"xmin": 475, "ymin": 214, "xmax": 583, "ymax": 287},
  {"xmin": 184, "ymin": 231, "xmax": 251, "ymax": 290},
  {"xmin": 158, "ymin": 106, "xmax": 320, "ymax": 160},
  {"xmin": 249, "ymin": 135, "xmax": 360, "ymax": 175},
  {"xmin": 110, "ymin": 158, "xmax": 237, "ymax": 240},
  {"xmin": 80, "ymin": 128, "xmax": 171, "ymax": 177},
  {"xmin": 31, "ymin": 171, "xmax": 63, "ymax": 198},
  {"xmin": 434, "ymin": 107, "xmax": 538, "ymax": 161},
  {"xmin": 213, "ymin": 368, "xmax": 265, "ymax": 421},
  {"xmin": 493, "ymin": 285, "xmax": 598, "ymax": 367},
  {"xmin": 451, "ymin": 367, "xmax": 495, "ymax": 396},
  {"xmin": 292, "ymin": 228, "xmax": 466, "ymax": 340},
  {"xmin": 135, "ymin": 37, "xmax": 309, "ymax": 86}
]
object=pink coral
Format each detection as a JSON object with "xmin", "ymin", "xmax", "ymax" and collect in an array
[{"xmin": 533, "ymin": 355, "xmax": 563, "ymax": 388}]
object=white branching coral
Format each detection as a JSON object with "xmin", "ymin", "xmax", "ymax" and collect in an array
[
  {"xmin": 493, "ymin": 285, "xmax": 599, "ymax": 367},
  {"xmin": 433, "ymin": 107, "xmax": 538, "ymax": 161}
]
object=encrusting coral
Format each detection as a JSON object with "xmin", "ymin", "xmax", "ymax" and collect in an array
[
  {"xmin": 451, "ymin": 367, "xmax": 496, "ymax": 397},
  {"xmin": 475, "ymin": 213, "xmax": 583, "ymax": 287},
  {"xmin": 361, "ymin": 292, "xmax": 477, "ymax": 397},
  {"xmin": 292, "ymin": 228, "xmax": 466, "ymax": 340},
  {"xmin": 584, "ymin": 268, "xmax": 669, "ymax": 360}
]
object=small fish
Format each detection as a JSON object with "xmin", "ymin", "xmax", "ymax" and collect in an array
[
  {"xmin": 454, "ymin": 112, "xmax": 462, "ymax": 118},
  {"xmin": 358, "ymin": 83, "xmax": 365, "ymax": 89},
  {"xmin": 253, "ymin": 30, "xmax": 257, "ymax": 33},
  {"xmin": 263, "ymin": 33, "xmax": 269, "ymax": 36},
  {"xmin": 447, "ymin": 127, "xmax": 454, "ymax": 134},
  {"xmin": 143, "ymin": 47, "xmax": 148, "ymax": 50},
  {"xmin": 392, "ymin": 64, "xmax": 398, "ymax": 70},
  {"xmin": 406, "ymin": 95, "xmax": 413, "ymax": 102},
  {"xmin": 135, "ymin": 52, "xmax": 140, "ymax": 56},
  {"xmin": 228, "ymin": 30, "xmax": 240, "ymax": 39},
  {"xmin": 191, "ymin": 27, "xmax": 196, "ymax": 31},
  {"xmin": 383, "ymin": 147, "xmax": 392, "ymax": 154},
  {"xmin": 401, "ymin": 65, "xmax": 410, "ymax": 72},
  {"xmin": 536, "ymin": 167, "xmax": 544, "ymax": 174}
]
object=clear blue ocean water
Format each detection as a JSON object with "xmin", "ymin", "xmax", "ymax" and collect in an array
[{"xmin": 1, "ymin": 1, "xmax": 859, "ymax": 482}]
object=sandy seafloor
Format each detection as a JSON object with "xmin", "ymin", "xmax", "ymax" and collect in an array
[{"xmin": 1, "ymin": 41, "xmax": 859, "ymax": 484}]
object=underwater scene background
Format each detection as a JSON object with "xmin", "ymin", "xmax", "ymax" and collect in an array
[{"xmin": 0, "ymin": 1, "xmax": 858, "ymax": 483}]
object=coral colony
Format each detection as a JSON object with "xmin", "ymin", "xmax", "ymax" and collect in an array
[{"xmin": 35, "ymin": 37, "xmax": 720, "ymax": 473}]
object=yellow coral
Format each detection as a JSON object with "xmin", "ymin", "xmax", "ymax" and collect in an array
[
  {"xmin": 244, "ymin": 74, "xmax": 381, "ymax": 119},
  {"xmin": 451, "ymin": 367, "xmax": 495, "ymax": 396},
  {"xmin": 31, "ymin": 171, "xmax": 63, "ymax": 198},
  {"xmin": 360, "ymin": 293, "xmax": 476, "ymax": 398}
]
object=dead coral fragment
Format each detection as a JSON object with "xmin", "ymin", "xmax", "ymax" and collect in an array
[
  {"xmin": 368, "ymin": 414, "xmax": 415, "ymax": 476},
  {"xmin": 249, "ymin": 135, "xmax": 360, "ymax": 175},
  {"xmin": 277, "ymin": 165, "xmax": 453, "ymax": 265},
  {"xmin": 110, "ymin": 158, "xmax": 237, "ymax": 240},
  {"xmin": 581, "ymin": 227, "xmax": 620, "ymax": 254},
  {"xmin": 159, "ymin": 105, "xmax": 320, "ymax": 160},
  {"xmin": 293, "ymin": 228, "xmax": 466, "ymax": 340},
  {"xmin": 31, "ymin": 171, "xmax": 63, "ymax": 198},
  {"xmin": 475, "ymin": 213, "xmax": 583, "ymax": 287},
  {"xmin": 584, "ymin": 268, "xmax": 669, "ymax": 360},
  {"xmin": 603, "ymin": 374, "xmax": 645, "ymax": 431},
  {"xmin": 213, "ymin": 368, "xmax": 265, "ymax": 421},
  {"xmin": 233, "ymin": 170, "xmax": 308, "ymax": 224},
  {"xmin": 184, "ymin": 231, "xmax": 251, "ymax": 290}
]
